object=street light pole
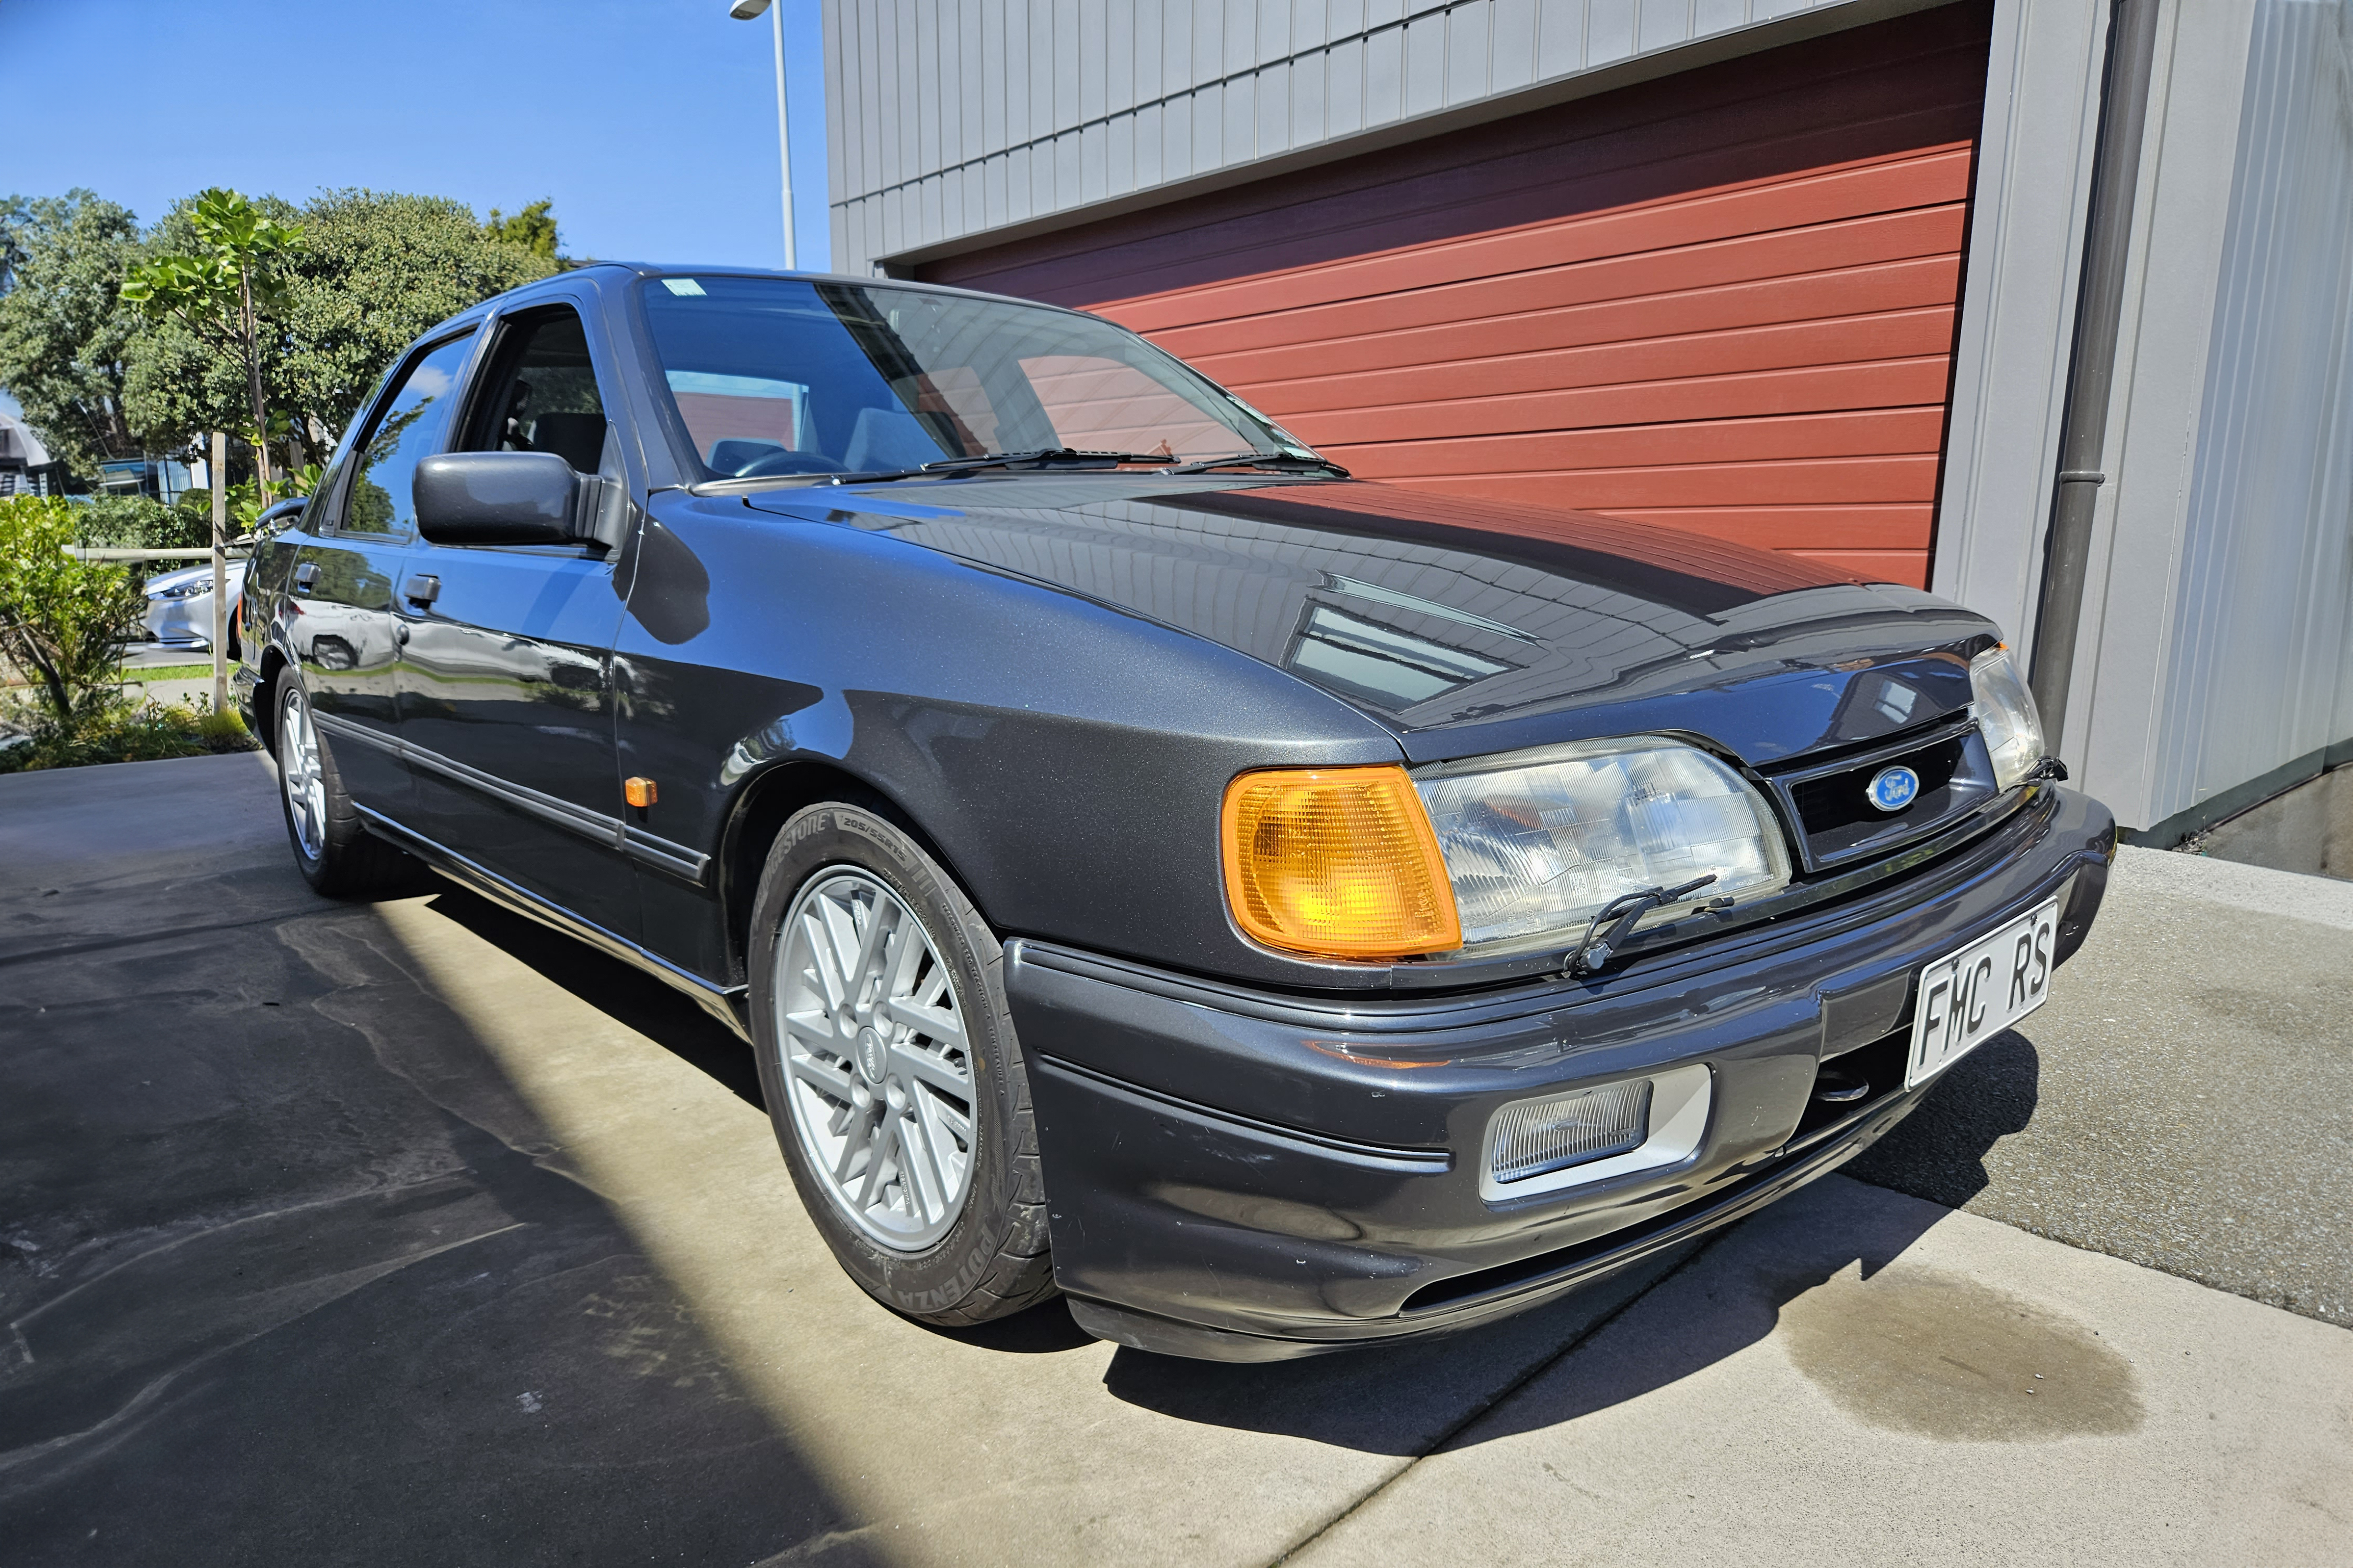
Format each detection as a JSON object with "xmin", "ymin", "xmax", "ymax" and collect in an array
[{"xmin": 729, "ymin": 0, "xmax": 795, "ymax": 270}]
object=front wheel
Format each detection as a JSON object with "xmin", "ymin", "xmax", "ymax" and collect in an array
[
  {"xmin": 274, "ymin": 677, "xmax": 423, "ymax": 898},
  {"xmin": 748, "ymin": 802, "xmax": 1055, "ymax": 1325}
]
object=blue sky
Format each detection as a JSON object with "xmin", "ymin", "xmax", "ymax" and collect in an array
[{"xmin": 0, "ymin": 0, "xmax": 832, "ymax": 275}]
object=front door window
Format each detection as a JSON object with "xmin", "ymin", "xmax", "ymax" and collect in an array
[
  {"xmin": 341, "ymin": 333, "xmax": 477, "ymax": 536},
  {"xmin": 461, "ymin": 307, "xmax": 610, "ymax": 473}
]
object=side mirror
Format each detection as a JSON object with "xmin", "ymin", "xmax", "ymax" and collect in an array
[
  {"xmin": 413, "ymin": 452, "xmax": 584, "ymax": 546},
  {"xmin": 256, "ymin": 495, "xmax": 309, "ymax": 531},
  {"xmin": 231, "ymin": 494, "xmax": 311, "ymax": 546}
]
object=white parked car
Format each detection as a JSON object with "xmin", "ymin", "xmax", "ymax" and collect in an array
[
  {"xmin": 135, "ymin": 500, "xmax": 309, "ymax": 656},
  {"xmin": 142, "ymin": 562, "xmax": 243, "ymax": 656}
]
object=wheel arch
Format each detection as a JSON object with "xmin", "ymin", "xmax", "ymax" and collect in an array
[
  {"xmin": 251, "ymin": 643, "xmax": 292, "ymax": 757},
  {"xmin": 717, "ymin": 757, "xmax": 996, "ymax": 988}
]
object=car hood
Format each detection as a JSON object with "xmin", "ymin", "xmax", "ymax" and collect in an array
[{"xmin": 745, "ymin": 476, "xmax": 1996, "ymax": 768}]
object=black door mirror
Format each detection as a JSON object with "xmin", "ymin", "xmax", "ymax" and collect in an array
[
  {"xmin": 413, "ymin": 452, "xmax": 582, "ymax": 546},
  {"xmin": 234, "ymin": 494, "xmax": 312, "ymax": 545}
]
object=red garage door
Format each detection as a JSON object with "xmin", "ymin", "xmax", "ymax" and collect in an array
[{"xmin": 917, "ymin": 3, "xmax": 1992, "ymax": 588}]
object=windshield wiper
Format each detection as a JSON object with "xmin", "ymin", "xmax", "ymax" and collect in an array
[
  {"xmin": 1161, "ymin": 451, "xmax": 1349, "ymax": 477},
  {"xmin": 835, "ymin": 447, "xmax": 1179, "ymax": 484},
  {"xmin": 1562, "ymin": 874, "xmax": 1724, "ymax": 978}
]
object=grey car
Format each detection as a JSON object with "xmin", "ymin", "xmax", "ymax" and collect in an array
[{"xmin": 237, "ymin": 263, "xmax": 2114, "ymax": 1360}]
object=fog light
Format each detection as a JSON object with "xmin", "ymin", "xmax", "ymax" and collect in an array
[
  {"xmin": 1479, "ymin": 1064, "xmax": 1714, "ymax": 1201},
  {"xmin": 1489, "ymin": 1080, "xmax": 1653, "ymax": 1185}
]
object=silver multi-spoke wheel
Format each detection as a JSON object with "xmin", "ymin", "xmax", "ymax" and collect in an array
[
  {"xmin": 775, "ymin": 869, "xmax": 976, "ymax": 1251},
  {"xmin": 279, "ymin": 685, "xmax": 327, "ymax": 861}
]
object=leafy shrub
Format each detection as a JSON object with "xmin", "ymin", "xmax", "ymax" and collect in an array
[
  {"xmin": 0, "ymin": 494, "xmax": 147, "ymax": 725},
  {"xmin": 72, "ymin": 494, "xmax": 213, "ymax": 551},
  {"xmin": 0, "ymin": 696, "xmax": 254, "ymax": 773}
]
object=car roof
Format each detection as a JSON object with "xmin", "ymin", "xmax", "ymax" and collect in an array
[{"xmin": 413, "ymin": 261, "xmax": 1105, "ymax": 347}]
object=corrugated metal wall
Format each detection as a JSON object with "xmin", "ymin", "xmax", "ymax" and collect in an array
[
  {"xmin": 2155, "ymin": 0, "xmax": 2353, "ymax": 818},
  {"xmin": 916, "ymin": 5, "xmax": 1990, "ymax": 586},
  {"xmin": 824, "ymin": 0, "xmax": 1870, "ymax": 273}
]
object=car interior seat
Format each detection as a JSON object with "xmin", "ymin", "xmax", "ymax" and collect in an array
[
  {"xmin": 529, "ymin": 412, "xmax": 609, "ymax": 474},
  {"xmin": 843, "ymin": 407, "xmax": 949, "ymax": 472},
  {"xmin": 707, "ymin": 438, "xmax": 788, "ymax": 475}
]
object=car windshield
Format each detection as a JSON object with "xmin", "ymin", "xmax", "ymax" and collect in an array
[{"xmin": 639, "ymin": 276, "xmax": 1317, "ymax": 481}]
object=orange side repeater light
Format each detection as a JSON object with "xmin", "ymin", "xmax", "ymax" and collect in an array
[{"xmin": 1221, "ymin": 766, "xmax": 1462, "ymax": 960}]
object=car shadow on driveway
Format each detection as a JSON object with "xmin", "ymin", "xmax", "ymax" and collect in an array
[
  {"xmin": 0, "ymin": 881, "xmax": 864, "ymax": 1567},
  {"xmin": 416, "ymin": 884, "xmax": 767, "ymax": 1109},
  {"xmin": 1097, "ymin": 1034, "xmax": 2042, "ymax": 1453},
  {"xmin": 410, "ymin": 883, "xmax": 1111, "ymax": 1357}
]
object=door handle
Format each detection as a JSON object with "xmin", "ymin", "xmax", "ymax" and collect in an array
[
  {"xmin": 395, "ymin": 622, "xmax": 410, "ymax": 646},
  {"xmin": 292, "ymin": 562, "xmax": 318, "ymax": 592},
  {"xmin": 402, "ymin": 574, "xmax": 441, "ymax": 607}
]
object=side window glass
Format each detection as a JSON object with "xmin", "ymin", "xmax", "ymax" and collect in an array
[
  {"xmin": 464, "ymin": 307, "xmax": 610, "ymax": 474},
  {"xmin": 342, "ymin": 335, "xmax": 477, "ymax": 536}
]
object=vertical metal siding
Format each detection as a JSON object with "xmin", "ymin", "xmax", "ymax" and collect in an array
[
  {"xmin": 2155, "ymin": 0, "xmax": 2353, "ymax": 820},
  {"xmin": 1929, "ymin": 0, "xmax": 2107, "ymax": 655},
  {"xmin": 824, "ymin": 0, "xmax": 1874, "ymax": 275},
  {"xmin": 917, "ymin": 5, "xmax": 1990, "ymax": 586}
]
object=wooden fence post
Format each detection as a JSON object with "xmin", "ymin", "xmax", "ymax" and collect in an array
[{"xmin": 210, "ymin": 431, "xmax": 228, "ymax": 712}]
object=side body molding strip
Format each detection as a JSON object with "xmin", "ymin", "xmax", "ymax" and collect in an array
[
  {"xmin": 352, "ymin": 803, "xmax": 751, "ymax": 1038},
  {"xmin": 315, "ymin": 710, "xmax": 710, "ymax": 882}
]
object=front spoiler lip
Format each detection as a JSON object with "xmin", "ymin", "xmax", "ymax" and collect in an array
[{"xmin": 1064, "ymin": 1071, "xmax": 1929, "ymax": 1361}]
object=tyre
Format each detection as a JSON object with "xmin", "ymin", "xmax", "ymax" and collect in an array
[
  {"xmin": 748, "ymin": 802, "xmax": 1056, "ymax": 1325},
  {"xmin": 274, "ymin": 676, "xmax": 424, "ymax": 898}
]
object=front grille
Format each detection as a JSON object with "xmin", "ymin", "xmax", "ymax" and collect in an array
[
  {"xmin": 1791, "ymin": 734, "xmax": 1970, "ymax": 836},
  {"xmin": 1766, "ymin": 716, "xmax": 1997, "ymax": 873}
]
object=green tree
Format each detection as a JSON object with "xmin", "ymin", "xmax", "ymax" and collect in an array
[
  {"xmin": 10, "ymin": 187, "xmax": 559, "ymax": 484},
  {"xmin": 0, "ymin": 191, "xmax": 149, "ymax": 479},
  {"xmin": 270, "ymin": 190, "xmax": 556, "ymax": 458},
  {"xmin": 485, "ymin": 199, "xmax": 560, "ymax": 262},
  {"xmin": 121, "ymin": 188, "xmax": 303, "ymax": 501},
  {"xmin": 0, "ymin": 494, "xmax": 145, "ymax": 728}
]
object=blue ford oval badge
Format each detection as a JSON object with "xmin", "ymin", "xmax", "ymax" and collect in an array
[{"xmin": 1867, "ymin": 765, "xmax": 1920, "ymax": 812}]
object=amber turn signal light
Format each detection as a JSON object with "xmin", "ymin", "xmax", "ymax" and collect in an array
[
  {"xmin": 624, "ymin": 776, "xmax": 659, "ymax": 809},
  {"xmin": 1220, "ymin": 766, "xmax": 1462, "ymax": 960}
]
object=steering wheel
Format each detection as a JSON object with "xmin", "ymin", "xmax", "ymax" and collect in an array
[{"xmin": 736, "ymin": 449, "xmax": 850, "ymax": 478}]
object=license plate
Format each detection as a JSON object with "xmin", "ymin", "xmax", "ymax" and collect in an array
[{"xmin": 1906, "ymin": 900, "xmax": 2061, "ymax": 1088}]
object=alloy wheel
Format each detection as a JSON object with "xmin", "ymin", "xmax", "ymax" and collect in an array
[
  {"xmin": 279, "ymin": 686, "xmax": 327, "ymax": 862},
  {"xmin": 774, "ymin": 869, "xmax": 977, "ymax": 1251}
]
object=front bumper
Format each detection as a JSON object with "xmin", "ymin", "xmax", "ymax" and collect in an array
[
  {"xmin": 1012, "ymin": 786, "xmax": 2115, "ymax": 1361},
  {"xmin": 145, "ymin": 597, "xmax": 217, "ymax": 650}
]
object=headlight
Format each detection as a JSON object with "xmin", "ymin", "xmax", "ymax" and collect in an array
[
  {"xmin": 150, "ymin": 580, "xmax": 212, "ymax": 601},
  {"xmin": 1414, "ymin": 737, "xmax": 1791, "ymax": 951},
  {"xmin": 1969, "ymin": 645, "xmax": 2046, "ymax": 791}
]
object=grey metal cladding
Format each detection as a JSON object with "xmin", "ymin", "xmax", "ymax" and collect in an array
[
  {"xmin": 824, "ymin": 0, "xmax": 1870, "ymax": 274},
  {"xmin": 2152, "ymin": 0, "xmax": 2353, "ymax": 826}
]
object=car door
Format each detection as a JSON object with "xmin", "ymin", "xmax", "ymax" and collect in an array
[
  {"xmin": 395, "ymin": 299, "xmax": 638, "ymax": 938},
  {"xmin": 289, "ymin": 330, "xmax": 481, "ymax": 817}
]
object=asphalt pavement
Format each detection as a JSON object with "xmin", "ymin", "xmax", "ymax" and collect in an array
[{"xmin": 2, "ymin": 753, "xmax": 2346, "ymax": 1566}]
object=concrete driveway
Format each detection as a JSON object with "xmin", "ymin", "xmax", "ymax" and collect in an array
[{"xmin": 3, "ymin": 753, "xmax": 2347, "ymax": 1566}]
